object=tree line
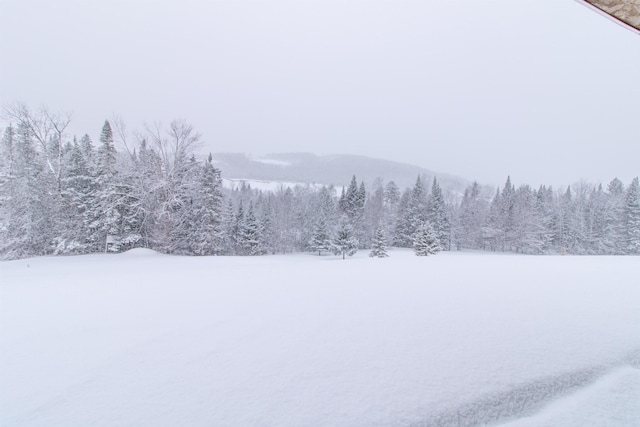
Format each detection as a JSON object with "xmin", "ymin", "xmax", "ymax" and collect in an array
[{"xmin": 1, "ymin": 106, "xmax": 638, "ymax": 260}]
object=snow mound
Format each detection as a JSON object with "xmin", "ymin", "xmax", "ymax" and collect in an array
[{"xmin": 119, "ymin": 248, "xmax": 161, "ymax": 256}]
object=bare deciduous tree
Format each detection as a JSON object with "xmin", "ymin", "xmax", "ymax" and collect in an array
[{"xmin": 3, "ymin": 103, "xmax": 72, "ymax": 190}]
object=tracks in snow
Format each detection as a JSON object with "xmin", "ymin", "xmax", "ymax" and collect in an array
[{"xmin": 409, "ymin": 349, "xmax": 640, "ymax": 427}]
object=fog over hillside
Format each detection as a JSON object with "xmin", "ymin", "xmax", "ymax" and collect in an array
[{"xmin": 211, "ymin": 152, "xmax": 471, "ymax": 195}]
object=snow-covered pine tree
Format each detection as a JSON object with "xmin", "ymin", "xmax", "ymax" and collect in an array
[
  {"xmin": 0, "ymin": 125, "xmax": 16, "ymax": 180},
  {"xmin": 254, "ymin": 194, "xmax": 275, "ymax": 255},
  {"xmin": 383, "ymin": 180, "xmax": 401, "ymax": 239},
  {"xmin": 341, "ymin": 175, "xmax": 359, "ymax": 218},
  {"xmin": 357, "ymin": 181, "xmax": 367, "ymax": 215},
  {"xmin": 393, "ymin": 187, "xmax": 413, "ymax": 247},
  {"xmin": 271, "ymin": 186, "xmax": 295, "ymax": 254},
  {"xmin": 535, "ymin": 185, "xmax": 555, "ymax": 254},
  {"xmin": 231, "ymin": 201, "xmax": 245, "ymax": 255},
  {"xmin": 79, "ymin": 134, "xmax": 95, "ymax": 168},
  {"xmin": 559, "ymin": 185, "xmax": 590, "ymax": 254},
  {"xmin": 499, "ymin": 176, "xmax": 516, "ymax": 252},
  {"xmin": 86, "ymin": 120, "xmax": 121, "ymax": 253},
  {"xmin": 427, "ymin": 177, "xmax": 450, "ymax": 250},
  {"xmin": 97, "ymin": 120, "xmax": 116, "ymax": 175},
  {"xmin": 413, "ymin": 221, "xmax": 441, "ymax": 256},
  {"xmin": 0, "ymin": 122, "xmax": 54, "ymax": 259},
  {"xmin": 456, "ymin": 181, "xmax": 487, "ymax": 250},
  {"xmin": 364, "ymin": 180, "xmax": 385, "ymax": 248},
  {"xmin": 604, "ymin": 178, "xmax": 626, "ymax": 254},
  {"xmin": 369, "ymin": 225, "xmax": 388, "ymax": 258},
  {"xmin": 332, "ymin": 216, "xmax": 358, "ymax": 259},
  {"xmin": 394, "ymin": 176, "xmax": 427, "ymax": 248},
  {"xmin": 291, "ymin": 187, "xmax": 315, "ymax": 252},
  {"xmin": 354, "ymin": 180, "xmax": 369, "ymax": 248},
  {"xmin": 57, "ymin": 138, "xmax": 94, "ymax": 254},
  {"xmin": 338, "ymin": 186, "xmax": 347, "ymax": 213},
  {"xmin": 309, "ymin": 217, "xmax": 332, "ymax": 255},
  {"xmin": 512, "ymin": 184, "xmax": 545, "ymax": 254},
  {"xmin": 624, "ymin": 177, "xmax": 640, "ymax": 254},
  {"xmin": 239, "ymin": 202, "xmax": 262, "ymax": 256},
  {"xmin": 408, "ymin": 176, "xmax": 428, "ymax": 233},
  {"xmin": 484, "ymin": 187, "xmax": 502, "ymax": 251},
  {"xmin": 220, "ymin": 199, "xmax": 236, "ymax": 255},
  {"xmin": 317, "ymin": 185, "xmax": 338, "ymax": 228},
  {"xmin": 585, "ymin": 184, "xmax": 607, "ymax": 254},
  {"xmin": 189, "ymin": 154, "xmax": 223, "ymax": 255},
  {"xmin": 384, "ymin": 181, "xmax": 401, "ymax": 206}
]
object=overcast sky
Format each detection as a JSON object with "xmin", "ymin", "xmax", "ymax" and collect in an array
[{"xmin": 1, "ymin": 0, "xmax": 638, "ymax": 188}]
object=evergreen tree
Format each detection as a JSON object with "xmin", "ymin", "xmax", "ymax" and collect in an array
[
  {"xmin": 427, "ymin": 177, "xmax": 450, "ymax": 250},
  {"xmin": 364, "ymin": 180, "xmax": 385, "ymax": 246},
  {"xmin": 383, "ymin": 180, "xmax": 401, "ymax": 239},
  {"xmin": 413, "ymin": 222, "xmax": 441, "ymax": 256},
  {"xmin": 189, "ymin": 154, "xmax": 223, "ymax": 255},
  {"xmin": 408, "ymin": 176, "xmax": 428, "ymax": 231},
  {"xmin": 338, "ymin": 186, "xmax": 347, "ymax": 213},
  {"xmin": 291, "ymin": 186, "xmax": 315, "ymax": 251},
  {"xmin": 79, "ymin": 133, "xmax": 94, "ymax": 167},
  {"xmin": 97, "ymin": 120, "xmax": 116, "ymax": 175},
  {"xmin": 252, "ymin": 193, "xmax": 274, "ymax": 255},
  {"xmin": 86, "ymin": 120, "xmax": 122, "ymax": 252},
  {"xmin": 0, "ymin": 122, "xmax": 54, "ymax": 258},
  {"xmin": 624, "ymin": 177, "xmax": 640, "ymax": 254},
  {"xmin": 272, "ymin": 187, "xmax": 296, "ymax": 254},
  {"xmin": 556, "ymin": 186, "xmax": 574, "ymax": 254},
  {"xmin": 485, "ymin": 187, "xmax": 502, "ymax": 251},
  {"xmin": 220, "ymin": 199, "xmax": 236, "ymax": 255},
  {"xmin": 384, "ymin": 181, "xmax": 401, "ymax": 206},
  {"xmin": 239, "ymin": 202, "xmax": 263, "ymax": 256},
  {"xmin": 499, "ymin": 176, "xmax": 516, "ymax": 251},
  {"xmin": 393, "ymin": 188, "xmax": 413, "ymax": 247},
  {"xmin": 353, "ymin": 180, "xmax": 369, "ymax": 247},
  {"xmin": 395, "ymin": 176, "xmax": 427, "ymax": 247},
  {"xmin": 231, "ymin": 201, "xmax": 245, "ymax": 254},
  {"xmin": 56, "ymin": 138, "xmax": 94, "ymax": 253},
  {"xmin": 357, "ymin": 181, "xmax": 367, "ymax": 214},
  {"xmin": 332, "ymin": 217, "xmax": 358, "ymax": 259},
  {"xmin": 369, "ymin": 225, "xmax": 389, "ymax": 258},
  {"xmin": 457, "ymin": 182, "xmax": 486, "ymax": 250},
  {"xmin": 309, "ymin": 217, "xmax": 332, "ymax": 255},
  {"xmin": 604, "ymin": 178, "xmax": 626, "ymax": 253},
  {"xmin": 535, "ymin": 185, "xmax": 555, "ymax": 254},
  {"xmin": 317, "ymin": 185, "xmax": 338, "ymax": 231},
  {"xmin": 512, "ymin": 184, "xmax": 545, "ymax": 254},
  {"xmin": 341, "ymin": 175, "xmax": 359, "ymax": 218}
]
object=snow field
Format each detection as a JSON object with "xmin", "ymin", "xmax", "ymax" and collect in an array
[{"xmin": 1, "ymin": 250, "xmax": 639, "ymax": 426}]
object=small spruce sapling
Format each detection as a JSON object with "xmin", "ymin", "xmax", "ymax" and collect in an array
[
  {"xmin": 413, "ymin": 222, "xmax": 441, "ymax": 256},
  {"xmin": 369, "ymin": 225, "xmax": 389, "ymax": 258},
  {"xmin": 309, "ymin": 217, "xmax": 332, "ymax": 255},
  {"xmin": 332, "ymin": 218, "xmax": 358, "ymax": 259}
]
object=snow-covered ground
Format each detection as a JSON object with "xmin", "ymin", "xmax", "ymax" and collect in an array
[{"xmin": 1, "ymin": 250, "xmax": 638, "ymax": 426}]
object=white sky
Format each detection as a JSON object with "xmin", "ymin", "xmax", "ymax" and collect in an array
[{"xmin": 1, "ymin": 0, "xmax": 638, "ymax": 188}]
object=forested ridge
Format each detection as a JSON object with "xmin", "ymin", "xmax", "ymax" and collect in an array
[{"xmin": 1, "ymin": 106, "xmax": 639, "ymax": 260}]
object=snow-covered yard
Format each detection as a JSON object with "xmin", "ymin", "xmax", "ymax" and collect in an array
[{"xmin": 1, "ymin": 250, "xmax": 639, "ymax": 426}]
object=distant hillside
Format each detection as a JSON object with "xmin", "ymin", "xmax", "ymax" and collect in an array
[{"xmin": 211, "ymin": 152, "xmax": 471, "ymax": 198}]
